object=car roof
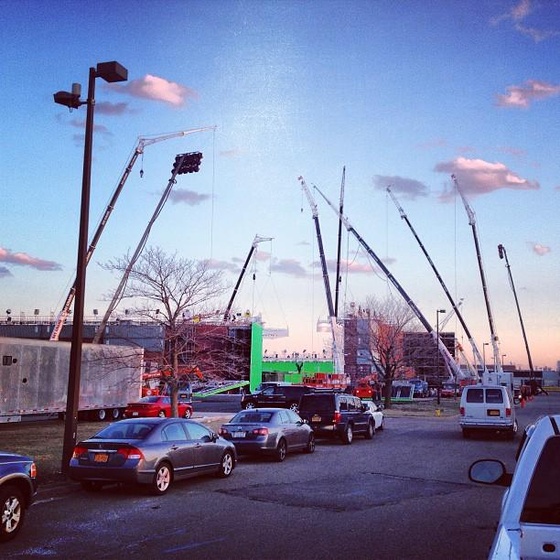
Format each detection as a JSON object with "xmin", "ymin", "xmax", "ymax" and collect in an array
[
  {"xmin": 463, "ymin": 384, "xmax": 506, "ymax": 390},
  {"xmin": 241, "ymin": 408, "xmax": 284, "ymax": 413},
  {"xmin": 110, "ymin": 417, "xmax": 193, "ymax": 426}
]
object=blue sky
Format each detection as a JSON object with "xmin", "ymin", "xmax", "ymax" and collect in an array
[{"xmin": 1, "ymin": 0, "xmax": 558, "ymax": 370}]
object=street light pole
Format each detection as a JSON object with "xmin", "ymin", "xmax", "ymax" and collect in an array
[
  {"xmin": 483, "ymin": 342, "xmax": 489, "ymax": 377},
  {"xmin": 55, "ymin": 62, "xmax": 128, "ymax": 474}
]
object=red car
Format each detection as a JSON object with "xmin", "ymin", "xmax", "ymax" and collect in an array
[{"xmin": 124, "ymin": 396, "xmax": 193, "ymax": 419}]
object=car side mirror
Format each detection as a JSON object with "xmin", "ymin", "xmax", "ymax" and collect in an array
[{"xmin": 468, "ymin": 459, "xmax": 511, "ymax": 487}]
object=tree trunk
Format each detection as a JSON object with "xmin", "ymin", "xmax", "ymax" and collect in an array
[
  {"xmin": 170, "ymin": 342, "xmax": 180, "ymax": 418},
  {"xmin": 383, "ymin": 380, "xmax": 392, "ymax": 409}
]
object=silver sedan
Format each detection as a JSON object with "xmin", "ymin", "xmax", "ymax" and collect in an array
[
  {"xmin": 68, "ymin": 417, "xmax": 236, "ymax": 495},
  {"xmin": 219, "ymin": 408, "xmax": 315, "ymax": 462}
]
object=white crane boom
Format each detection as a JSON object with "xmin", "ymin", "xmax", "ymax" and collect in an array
[{"xmin": 452, "ymin": 175, "xmax": 502, "ymax": 376}]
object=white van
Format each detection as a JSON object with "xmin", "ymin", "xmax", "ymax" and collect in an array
[{"xmin": 459, "ymin": 384, "xmax": 518, "ymax": 439}]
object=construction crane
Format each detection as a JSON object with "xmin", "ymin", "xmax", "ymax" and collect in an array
[
  {"xmin": 452, "ymin": 175, "xmax": 503, "ymax": 377},
  {"xmin": 299, "ymin": 176, "xmax": 335, "ymax": 317},
  {"xmin": 50, "ymin": 126, "xmax": 216, "ymax": 342},
  {"xmin": 314, "ymin": 184, "xmax": 462, "ymax": 381},
  {"xmin": 92, "ymin": 150, "xmax": 205, "ymax": 344},
  {"xmin": 298, "ymin": 176, "xmax": 344, "ymax": 375},
  {"xmin": 387, "ymin": 186, "xmax": 484, "ymax": 380},
  {"xmin": 222, "ymin": 234, "xmax": 273, "ymax": 322},
  {"xmin": 334, "ymin": 167, "xmax": 346, "ymax": 318},
  {"xmin": 498, "ymin": 243, "xmax": 535, "ymax": 378}
]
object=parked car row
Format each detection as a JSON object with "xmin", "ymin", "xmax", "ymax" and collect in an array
[
  {"xmin": 68, "ymin": 389, "xmax": 385, "ymax": 498},
  {"xmin": 3, "ymin": 386, "xmax": 385, "ymax": 543}
]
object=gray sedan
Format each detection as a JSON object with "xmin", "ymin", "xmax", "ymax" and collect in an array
[
  {"xmin": 68, "ymin": 417, "xmax": 236, "ymax": 495},
  {"xmin": 219, "ymin": 408, "xmax": 315, "ymax": 462}
]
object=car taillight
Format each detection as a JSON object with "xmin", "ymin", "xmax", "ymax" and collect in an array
[
  {"xmin": 72, "ymin": 445, "xmax": 89, "ymax": 459},
  {"xmin": 460, "ymin": 407, "xmax": 465, "ymax": 416},
  {"xmin": 117, "ymin": 447, "xmax": 144, "ymax": 461},
  {"xmin": 252, "ymin": 427, "xmax": 269, "ymax": 436},
  {"xmin": 219, "ymin": 427, "xmax": 229, "ymax": 436},
  {"xmin": 333, "ymin": 411, "xmax": 341, "ymax": 424},
  {"xmin": 506, "ymin": 408, "xmax": 511, "ymax": 417},
  {"xmin": 29, "ymin": 462, "xmax": 37, "ymax": 479}
]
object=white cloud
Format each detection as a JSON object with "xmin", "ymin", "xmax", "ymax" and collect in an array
[
  {"xmin": 434, "ymin": 157, "xmax": 539, "ymax": 199},
  {"xmin": 496, "ymin": 80, "xmax": 560, "ymax": 109}
]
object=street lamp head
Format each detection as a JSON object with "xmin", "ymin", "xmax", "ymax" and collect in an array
[
  {"xmin": 438, "ymin": 309, "xmax": 446, "ymax": 314},
  {"xmin": 53, "ymin": 90, "xmax": 82, "ymax": 109},
  {"xmin": 96, "ymin": 61, "xmax": 128, "ymax": 83}
]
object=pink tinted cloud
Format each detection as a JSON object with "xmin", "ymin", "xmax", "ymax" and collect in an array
[
  {"xmin": 168, "ymin": 189, "xmax": 210, "ymax": 205},
  {"xmin": 95, "ymin": 101, "xmax": 132, "ymax": 116},
  {"xmin": 491, "ymin": 0, "xmax": 560, "ymax": 43},
  {"xmin": 0, "ymin": 247, "xmax": 62, "ymax": 271},
  {"xmin": 271, "ymin": 258, "xmax": 308, "ymax": 278},
  {"xmin": 116, "ymin": 75, "xmax": 198, "ymax": 107},
  {"xmin": 206, "ymin": 258, "xmax": 239, "ymax": 272},
  {"xmin": 322, "ymin": 259, "xmax": 372, "ymax": 275},
  {"xmin": 373, "ymin": 175, "xmax": 429, "ymax": 200},
  {"xmin": 496, "ymin": 80, "xmax": 560, "ymax": 108},
  {"xmin": 434, "ymin": 157, "xmax": 539, "ymax": 200},
  {"xmin": 530, "ymin": 243, "xmax": 551, "ymax": 256}
]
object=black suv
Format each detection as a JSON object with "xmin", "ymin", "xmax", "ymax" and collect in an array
[
  {"xmin": 241, "ymin": 384, "xmax": 312, "ymax": 412},
  {"xmin": 298, "ymin": 392, "xmax": 374, "ymax": 444}
]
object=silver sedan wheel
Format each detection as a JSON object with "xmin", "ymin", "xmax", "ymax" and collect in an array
[
  {"xmin": 152, "ymin": 463, "xmax": 172, "ymax": 495},
  {"xmin": 217, "ymin": 451, "xmax": 234, "ymax": 478},
  {"xmin": 0, "ymin": 489, "xmax": 23, "ymax": 541}
]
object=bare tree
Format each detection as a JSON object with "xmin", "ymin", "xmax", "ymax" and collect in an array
[
  {"xmin": 103, "ymin": 246, "xmax": 227, "ymax": 417},
  {"xmin": 360, "ymin": 295, "xmax": 420, "ymax": 408}
]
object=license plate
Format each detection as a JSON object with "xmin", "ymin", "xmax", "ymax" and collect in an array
[
  {"xmin": 132, "ymin": 412, "xmax": 139, "ymax": 416},
  {"xmin": 94, "ymin": 453, "xmax": 109, "ymax": 463},
  {"xmin": 233, "ymin": 431, "xmax": 246, "ymax": 438},
  {"xmin": 487, "ymin": 410, "xmax": 500, "ymax": 416},
  {"xmin": 312, "ymin": 415, "xmax": 321, "ymax": 422}
]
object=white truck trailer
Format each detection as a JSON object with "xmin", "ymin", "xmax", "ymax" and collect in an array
[{"xmin": 0, "ymin": 337, "xmax": 143, "ymax": 422}]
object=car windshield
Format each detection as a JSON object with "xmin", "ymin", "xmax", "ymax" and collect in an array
[
  {"xmin": 231, "ymin": 412, "xmax": 273, "ymax": 423},
  {"xmin": 138, "ymin": 396, "xmax": 167, "ymax": 404},
  {"xmin": 520, "ymin": 436, "xmax": 560, "ymax": 524},
  {"xmin": 94, "ymin": 422, "xmax": 155, "ymax": 440}
]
